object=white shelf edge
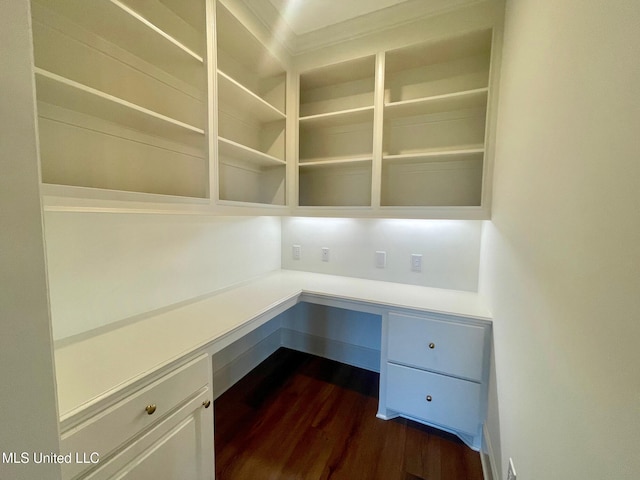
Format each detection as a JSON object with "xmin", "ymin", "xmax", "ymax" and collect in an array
[
  {"xmin": 216, "ymin": 199, "xmax": 288, "ymax": 209},
  {"xmin": 292, "ymin": 205, "xmax": 489, "ymax": 220},
  {"xmin": 218, "ymin": 137, "xmax": 286, "ymax": 167},
  {"xmin": 41, "ymin": 183, "xmax": 211, "ymax": 213},
  {"xmin": 299, "ymin": 156, "xmax": 373, "ymax": 167},
  {"xmin": 35, "ymin": 68, "xmax": 205, "ymax": 136},
  {"xmin": 217, "ymin": 70, "xmax": 285, "ymax": 119},
  {"xmin": 110, "ymin": 0, "xmax": 203, "ymax": 63},
  {"xmin": 299, "ymin": 105, "xmax": 375, "ymax": 123},
  {"xmin": 384, "ymin": 87, "xmax": 489, "ymax": 110},
  {"xmin": 383, "ymin": 145, "xmax": 485, "ymax": 161}
]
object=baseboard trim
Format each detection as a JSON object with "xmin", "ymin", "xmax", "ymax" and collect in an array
[
  {"xmin": 281, "ymin": 328, "xmax": 380, "ymax": 373},
  {"xmin": 481, "ymin": 423, "xmax": 498, "ymax": 480}
]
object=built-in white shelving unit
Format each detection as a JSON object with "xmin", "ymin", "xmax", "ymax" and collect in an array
[
  {"xmin": 298, "ymin": 56, "xmax": 376, "ymax": 206},
  {"xmin": 381, "ymin": 29, "xmax": 492, "ymax": 208},
  {"xmin": 31, "ymin": 0, "xmax": 499, "ymax": 217},
  {"xmin": 216, "ymin": 3, "xmax": 287, "ymax": 206},
  {"xmin": 32, "ymin": 0, "xmax": 209, "ymax": 200},
  {"xmin": 296, "ymin": 28, "xmax": 495, "ymax": 214}
]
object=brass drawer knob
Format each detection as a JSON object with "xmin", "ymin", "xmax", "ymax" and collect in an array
[
  {"xmin": 202, "ymin": 400, "xmax": 211, "ymax": 409},
  {"xmin": 426, "ymin": 395, "xmax": 432, "ymax": 402},
  {"xmin": 428, "ymin": 342, "xmax": 435, "ymax": 349},
  {"xmin": 145, "ymin": 404, "xmax": 157, "ymax": 415}
]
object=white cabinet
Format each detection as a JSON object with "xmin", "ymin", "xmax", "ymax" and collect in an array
[
  {"xmin": 380, "ymin": 312, "xmax": 491, "ymax": 449},
  {"xmin": 60, "ymin": 355, "xmax": 214, "ymax": 480},
  {"xmin": 31, "ymin": 0, "xmax": 209, "ymax": 200}
]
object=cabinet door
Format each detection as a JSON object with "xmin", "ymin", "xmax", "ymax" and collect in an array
[{"xmin": 84, "ymin": 391, "xmax": 214, "ymax": 480}]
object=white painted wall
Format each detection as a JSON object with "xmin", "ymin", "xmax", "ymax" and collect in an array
[
  {"xmin": 282, "ymin": 217, "xmax": 482, "ymax": 291},
  {"xmin": 0, "ymin": 1, "xmax": 61, "ymax": 478},
  {"xmin": 480, "ymin": 0, "xmax": 640, "ymax": 478},
  {"xmin": 45, "ymin": 214, "xmax": 282, "ymax": 340}
]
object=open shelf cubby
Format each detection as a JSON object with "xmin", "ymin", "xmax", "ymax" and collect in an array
[
  {"xmin": 298, "ymin": 56, "xmax": 375, "ymax": 206},
  {"xmin": 31, "ymin": 0, "xmax": 208, "ymax": 199},
  {"xmin": 216, "ymin": 2, "xmax": 287, "ymax": 206},
  {"xmin": 380, "ymin": 29, "xmax": 493, "ymax": 207}
]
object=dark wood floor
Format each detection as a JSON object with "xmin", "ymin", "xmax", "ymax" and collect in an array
[{"xmin": 215, "ymin": 348, "xmax": 483, "ymax": 480}]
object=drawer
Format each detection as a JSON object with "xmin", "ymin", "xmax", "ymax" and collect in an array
[
  {"xmin": 61, "ymin": 354, "xmax": 209, "ymax": 479},
  {"xmin": 387, "ymin": 312, "xmax": 486, "ymax": 381},
  {"xmin": 385, "ymin": 363, "xmax": 482, "ymax": 435}
]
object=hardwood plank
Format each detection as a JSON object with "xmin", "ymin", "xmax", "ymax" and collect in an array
[{"xmin": 215, "ymin": 348, "xmax": 483, "ymax": 480}]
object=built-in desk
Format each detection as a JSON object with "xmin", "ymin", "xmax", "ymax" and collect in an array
[{"xmin": 54, "ymin": 270, "xmax": 492, "ymax": 478}]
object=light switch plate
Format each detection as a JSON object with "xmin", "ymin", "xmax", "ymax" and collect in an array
[
  {"xmin": 321, "ymin": 247, "xmax": 330, "ymax": 262},
  {"xmin": 375, "ymin": 251, "xmax": 386, "ymax": 268},
  {"xmin": 292, "ymin": 245, "xmax": 301, "ymax": 260}
]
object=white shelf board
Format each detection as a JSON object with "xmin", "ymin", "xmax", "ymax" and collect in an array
[
  {"xmin": 383, "ymin": 145, "xmax": 484, "ymax": 162},
  {"xmin": 217, "ymin": 71, "xmax": 285, "ymax": 123},
  {"xmin": 35, "ymin": 68, "xmax": 205, "ymax": 142},
  {"xmin": 218, "ymin": 137, "xmax": 285, "ymax": 168},
  {"xmin": 41, "ymin": 183, "xmax": 210, "ymax": 212},
  {"xmin": 384, "ymin": 88, "xmax": 488, "ymax": 119},
  {"xmin": 35, "ymin": 0, "xmax": 203, "ymax": 64},
  {"xmin": 299, "ymin": 156, "xmax": 372, "ymax": 167},
  {"xmin": 299, "ymin": 106, "xmax": 374, "ymax": 129}
]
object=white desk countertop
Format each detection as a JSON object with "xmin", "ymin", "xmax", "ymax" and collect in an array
[{"xmin": 54, "ymin": 270, "xmax": 491, "ymax": 421}]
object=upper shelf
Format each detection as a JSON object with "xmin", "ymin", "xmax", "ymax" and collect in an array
[
  {"xmin": 299, "ymin": 106, "xmax": 374, "ymax": 129},
  {"xmin": 383, "ymin": 145, "xmax": 485, "ymax": 162},
  {"xmin": 35, "ymin": 68, "xmax": 205, "ymax": 144},
  {"xmin": 385, "ymin": 88, "xmax": 488, "ymax": 119},
  {"xmin": 217, "ymin": 71, "xmax": 286, "ymax": 123},
  {"xmin": 34, "ymin": 0, "xmax": 204, "ymax": 69},
  {"xmin": 218, "ymin": 137, "xmax": 286, "ymax": 168}
]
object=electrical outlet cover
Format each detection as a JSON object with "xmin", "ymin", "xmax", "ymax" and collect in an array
[
  {"xmin": 375, "ymin": 251, "xmax": 386, "ymax": 268},
  {"xmin": 411, "ymin": 254, "xmax": 422, "ymax": 272},
  {"xmin": 292, "ymin": 244, "xmax": 301, "ymax": 260},
  {"xmin": 321, "ymin": 247, "xmax": 330, "ymax": 262}
]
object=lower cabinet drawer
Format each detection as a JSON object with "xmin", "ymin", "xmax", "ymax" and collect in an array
[
  {"xmin": 61, "ymin": 355, "xmax": 210, "ymax": 479},
  {"xmin": 385, "ymin": 363, "xmax": 482, "ymax": 435},
  {"xmin": 387, "ymin": 312, "xmax": 486, "ymax": 382}
]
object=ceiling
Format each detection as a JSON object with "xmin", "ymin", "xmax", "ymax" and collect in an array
[
  {"xmin": 242, "ymin": 0, "xmax": 481, "ymax": 54},
  {"xmin": 266, "ymin": 0, "xmax": 412, "ymax": 35}
]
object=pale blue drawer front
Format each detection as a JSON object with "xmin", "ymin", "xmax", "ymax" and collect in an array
[
  {"xmin": 386, "ymin": 363, "xmax": 482, "ymax": 434},
  {"xmin": 387, "ymin": 312, "xmax": 486, "ymax": 382}
]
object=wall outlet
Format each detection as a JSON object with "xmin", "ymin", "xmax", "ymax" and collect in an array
[
  {"xmin": 375, "ymin": 251, "xmax": 386, "ymax": 268},
  {"xmin": 321, "ymin": 247, "xmax": 330, "ymax": 262},
  {"xmin": 507, "ymin": 458, "xmax": 517, "ymax": 480},
  {"xmin": 292, "ymin": 244, "xmax": 301, "ymax": 260},
  {"xmin": 411, "ymin": 254, "xmax": 422, "ymax": 272}
]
